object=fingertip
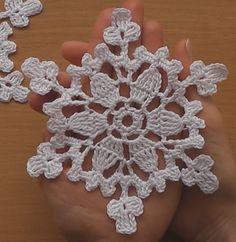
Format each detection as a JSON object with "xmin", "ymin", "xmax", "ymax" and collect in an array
[
  {"xmin": 173, "ymin": 39, "xmax": 193, "ymax": 80},
  {"xmin": 58, "ymin": 72, "xmax": 71, "ymax": 88},
  {"xmin": 89, "ymin": 8, "xmax": 114, "ymax": 53},
  {"xmin": 173, "ymin": 39, "xmax": 188, "ymax": 59},
  {"xmin": 42, "ymin": 129, "xmax": 53, "ymax": 142},
  {"xmin": 28, "ymin": 91, "xmax": 43, "ymax": 113},
  {"xmin": 92, "ymin": 8, "xmax": 114, "ymax": 38},
  {"xmin": 173, "ymin": 39, "xmax": 210, "ymax": 101},
  {"xmin": 61, "ymin": 41, "xmax": 89, "ymax": 65},
  {"xmin": 144, "ymin": 20, "xmax": 162, "ymax": 34},
  {"xmin": 123, "ymin": 0, "xmax": 144, "ymax": 13},
  {"xmin": 98, "ymin": 8, "xmax": 114, "ymax": 22},
  {"xmin": 122, "ymin": 0, "xmax": 144, "ymax": 57},
  {"xmin": 123, "ymin": 0, "xmax": 144, "ymax": 24},
  {"xmin": 143, "ymin": 20, "xmax": 163, "ymax": 52},
  {"xmin": 28, "ymin": 91, "xmax": 58, "ymax": 114}
]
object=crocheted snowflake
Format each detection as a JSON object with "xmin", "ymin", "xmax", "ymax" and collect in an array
[
  {"xmin": 21, "ymin": 8, "xmax": 228, "ymax": 234},
  {"xmin": 0, "ymin": 0, "xmax": 43, "ymax": 28},
  {"xmin": 0, "ymin": 71, "xmax": 29, "ymax": 103},
  {"xmin": 0, "ymin": 21, "xmax": 16, "ymax": 73}
]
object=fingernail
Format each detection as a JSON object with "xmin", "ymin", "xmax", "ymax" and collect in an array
[{"xmin": 186, "ymin": 39, "xmax": 193, "ymax": 61}]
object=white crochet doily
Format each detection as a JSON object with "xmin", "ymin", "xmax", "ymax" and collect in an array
[
  {"xmin": 21, "ymin": 8, "xmax": 228, "ymax": 234},
  {"xmin": 0, "ymin": 0, "xmax": 42, "ymax": 103},
  {"xmin": 0, "ymin": 71, "xmax": 29, "ymax": 102},
  {"xmin": 0, "ymin": 21, "xmax": 16, "ymax": 73},
  {"xmin": 0, "ymin": 0, "xmax": 43, "ymax": 28}
]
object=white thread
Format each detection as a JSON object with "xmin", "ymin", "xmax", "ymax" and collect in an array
[
  {"xmin": 0, "ymin": 22, "xmax": 16, "ymax": 73},
  {"xmin": 21, "ymin": 8, "xmax": 228, "ymax": 234},
  {"xmin": 0, "ymin": 0, "xmax": 43, "ymax": 28},
  {"xmin": 0, "ymin": 71, "xmax": 29, "ymax": 102},
  {"xmin": 0, "ymin": 1, "xmax": 43, "ymax": 103}
]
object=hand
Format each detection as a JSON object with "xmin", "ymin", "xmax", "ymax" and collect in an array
[
  {"xmin": 27, "ymin": 0, "xmax": 236, "ymax": 241},
  {"xmin": 169, "ymin": 40, "xmax": 236, "ymax": 242},
  {"xmin": 28, "ymin": 0, "xmax": 186, "ymax": 241}
]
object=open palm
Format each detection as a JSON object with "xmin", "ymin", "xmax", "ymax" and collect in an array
[{"xmin": 169, "ymin": 43, "xmax": 236, "ymax": 241}]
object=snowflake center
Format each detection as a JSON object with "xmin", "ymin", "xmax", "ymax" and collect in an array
[
  {"xmin": 122, "ymin": 115, "xmax": 133, "ymax": 127},
  {"xmin": 112, "ymin": 106, "xmax": 144, "ymax": 137}
]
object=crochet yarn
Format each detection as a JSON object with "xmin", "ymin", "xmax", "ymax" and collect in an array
[
  {"xmin": 22, "ymin": 8, "xmax": 228, "ymax": 234},
  {"xmin": 0, "ymin": 0, "xmax": 43, "ymax": 28},
  {"xmin": 0, "ymin": 71, "xmax": 29, "ymax": 102},
  {"xmin": 0, "ymin": 22, "xmax": 16, "ymax": 73},
  {"xmin": 0, "ymin": 0, "xmax": 43, "ymax": 103}
]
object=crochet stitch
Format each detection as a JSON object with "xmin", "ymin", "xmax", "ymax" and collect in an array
[
  {"xmin": 0, "ymin": 1, "xmax": 43, "ymax": 103},
  {"xmin": 22, "ymin": 8, "xmax": 228, "ymax": 234},
  {"xmin": 0, "ymin": 71, "xmax": 29, "ymax": 103},
  {"xmin": 0, "ymin": 21, "xmax": 16, "ymax": 73},
  {"xmin": 0, "ymin": 0, "xmax": 43, "ymax": 28}
]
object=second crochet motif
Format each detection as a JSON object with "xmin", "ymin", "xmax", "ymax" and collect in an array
[
  {"xmin": 22, "ymin": 8, "xmax": 228, "ymax": 234},
  {"xmin": 0, "ymin": 0, "xmax": 43, "ymax": 103}
]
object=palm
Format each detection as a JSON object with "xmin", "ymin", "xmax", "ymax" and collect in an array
[
  {"xmin": 164, "ymin": 32, "xmax": 236, "ymax": 241},
  {"xmin": 40, "ymin": 169, "xmax": 180, "ymax": 242},
  {"xmin": 170, "ymin": 100, "xmax": 236, "ymax": 241}
]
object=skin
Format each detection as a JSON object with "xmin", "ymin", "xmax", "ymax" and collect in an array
[
  {"xmin": 27, "ymin": 0, "xmax": 236, "ymax": 241},
  {"xmin": 170, "ymin": 42, "xmax": 236, "ymax": 242}
]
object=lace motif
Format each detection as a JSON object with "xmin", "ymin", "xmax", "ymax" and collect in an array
[
  {"xmin": 0, "ymin": 1, "xmax": 43, "ymax": 102},
  {"xmin": 0, "ymin": 0, "xmax": 43, "ymax": 28},
  {"xmin": 21, "ymin": 8, "xmax": 228, "ymax": 234},
  {"xmin": 0, "ymin": 71, "xmax": 29, "ymax": 102},
  {"xmin": 0, "ymin": 22, "xmax": 16, "ymax": 73}
]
